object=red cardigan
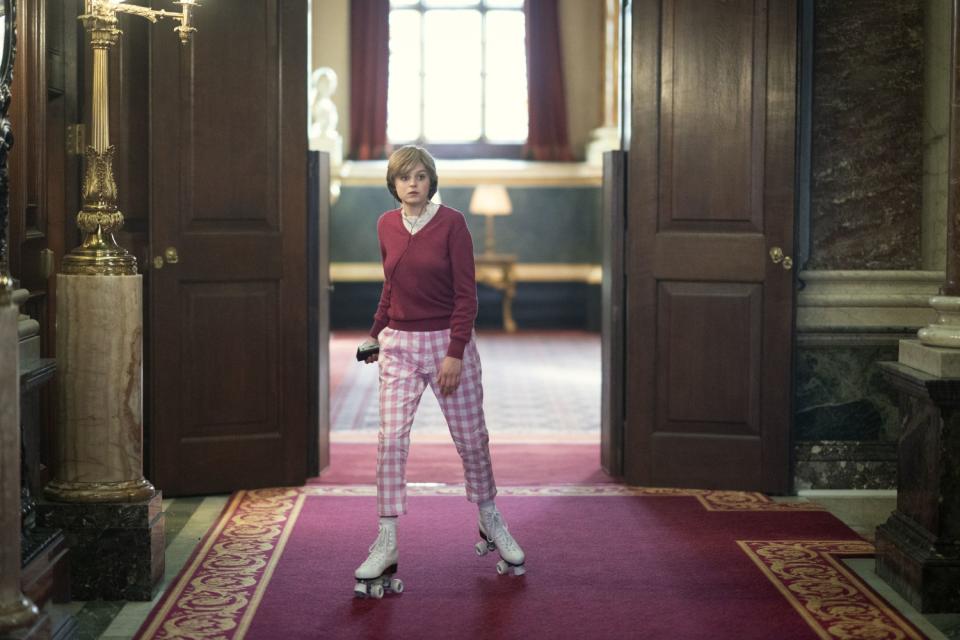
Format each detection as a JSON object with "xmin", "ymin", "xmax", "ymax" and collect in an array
[{"xmin": 369, "ymin": 205, "xmax": 478, "ymax": 359}]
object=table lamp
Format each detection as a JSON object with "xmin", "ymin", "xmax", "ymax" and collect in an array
[{"xmin": 469, "ymin": 185, "xmax": 512, "ymax": 256}]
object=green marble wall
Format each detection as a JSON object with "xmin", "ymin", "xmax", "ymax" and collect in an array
[
  {"xmin": 795, "ymin": 344, "xmax": 900, "ymax": 442},
  {"xmin": 331, "ymin": 186, "xmax": 602, "ymax": 264},
  {"xmin": 793, "ymin": 341, "xmax": 901, "ymax": 490}
]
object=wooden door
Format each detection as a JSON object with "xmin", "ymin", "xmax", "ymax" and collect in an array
[
  {"xmin": 307, "ymin": 151, "xmax": 330, "ymax": 476},
  {"xmin": 149, "ymin": 1, "xmax": 309, "ymax": 495},
  {"xmin": 601, "ymin": 150, "xmax": 626, "ymax": 477},
  {"xmin": 625, "ymin": 0, "xmax": 796, "ymax": 492}
]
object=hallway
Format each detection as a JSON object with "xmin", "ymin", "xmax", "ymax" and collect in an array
[{"xmin": 52, "ymin": 331, "xmax": 960, "ymax": 639}]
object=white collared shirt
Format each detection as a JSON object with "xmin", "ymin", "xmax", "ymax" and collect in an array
[{"xmin": 401, "ymin": 201, "xmax": 440, "ymax": 235}]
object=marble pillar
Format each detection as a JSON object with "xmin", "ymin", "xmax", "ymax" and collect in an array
[
  {"xmin": 876, "ymin": 362, "xmax": 960, "ymax": 612},
  {"xmin": 44, "ymin": 274, "xmax": 153, "ymax": 502},
  {"xmin": 0, "ymin": 301, "xmax": 39, "ymax": 632}
]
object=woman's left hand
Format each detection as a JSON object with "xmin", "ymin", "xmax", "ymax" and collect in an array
[{"xmin": 437, "ymin": 357, "xmax": 462, "ymax": 396}]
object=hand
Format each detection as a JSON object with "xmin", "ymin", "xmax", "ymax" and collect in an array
[
  {"xmin": 359, "ymin": 337, "xmax": 379, "ymax": 364},
  {"xmin": 437, "ymin": 356, "xmax": 462, "ymax": 395}
]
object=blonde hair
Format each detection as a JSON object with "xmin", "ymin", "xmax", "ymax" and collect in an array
[{"xmin": 385, "ymin": 145, "xmax": 439, "ymax": 201}]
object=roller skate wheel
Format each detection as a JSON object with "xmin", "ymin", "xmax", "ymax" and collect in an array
[
  {"xmin": 391, "ymin": 578, "xmax": 404, "ymax": 593},
  {"xmin": 370, "ymin": 583, "xmax": 385, "ymax": 599},
  {"xmin": 475, "ymin": 541, "xmax": 489, "ymax": 556},
  {"xmin": 513, "ymin": 565, "xmax": 526, "ymax": 576},
  {"xmin": 353, "ymin": 582, "xmax": 368, "ymax": 598},
  {"xmin": 496, "ymin": 560, "xmax": 509, "ymax": 575}
]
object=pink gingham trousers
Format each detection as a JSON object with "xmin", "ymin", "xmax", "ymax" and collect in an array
[{"xmin": 376, "ymin": 327, "xmax": 497, "ymax": 516}]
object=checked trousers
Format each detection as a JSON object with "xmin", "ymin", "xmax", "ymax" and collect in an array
[{"xmin": 376, "ymin": 327, "xmax": 497, "ymax": 516}]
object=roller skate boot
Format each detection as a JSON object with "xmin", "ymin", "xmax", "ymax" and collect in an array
[
  {"xmin": 354, "ymin": 522, "xmax": 403, "ymax": 598},
  {"xmin": 476, "ymin": 507, "xmax": 526, "ymax": 576}
]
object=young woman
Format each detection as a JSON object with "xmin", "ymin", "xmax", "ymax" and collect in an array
[{"xmin": 353, "ymin": 145, "xmax": 525, "ymax": 598}]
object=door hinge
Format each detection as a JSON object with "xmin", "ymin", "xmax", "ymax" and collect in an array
[{"xmin": 66, "ymin": 124, "xmax": 86, "ymax": 156}]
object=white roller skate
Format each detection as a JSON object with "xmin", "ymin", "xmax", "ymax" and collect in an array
[
  {"xmin": 476, "ymin": 507, "xmax": 526, "ymax": 576},
  {"xmin": 354, "ymin": 522, "xmax": 403, "ymax": 599}
]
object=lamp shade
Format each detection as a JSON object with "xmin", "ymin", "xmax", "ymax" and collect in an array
[{"xmin": 469, "ymin": 185, "xmax": 512, "ymax": 216}]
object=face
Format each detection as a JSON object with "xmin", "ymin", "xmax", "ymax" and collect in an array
[{"xmin": 393, "ymin": 162, "xmax": 430, "ymax": 210}]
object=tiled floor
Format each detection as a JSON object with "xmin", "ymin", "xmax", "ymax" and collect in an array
[
  {"xmin": 59, "ymin": 496, "xmax": 230, "ymax": 640},
  {"xmin": 60, "ymin": 488, "xmax": 960, "ymax": 640}
]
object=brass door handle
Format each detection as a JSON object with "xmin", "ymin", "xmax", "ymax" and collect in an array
[
  {"xmin": 153, "ymin": 246, "xmax": 179, "ymax": 269},
  {"xmin": 769, "ymin": 246, "xmax": 793, "ymax": 271}
]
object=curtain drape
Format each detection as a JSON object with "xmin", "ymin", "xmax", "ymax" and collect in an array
[
  {"xmin": 349, "ymin": 0, "xmax": 390, "ymax": 160},
  {"xmin": 523, "ymin": 0, "xmax": 573, "ymax": 161}
]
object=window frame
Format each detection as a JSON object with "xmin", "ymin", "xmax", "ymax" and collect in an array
[{"xmin": 387, "ymin": 0, "xmax": 527, "ymax": 159}]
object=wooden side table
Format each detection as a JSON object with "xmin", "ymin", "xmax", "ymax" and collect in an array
[{"xmin": 475, "ymin": 253, "xmax": 517, "ymax": 333}]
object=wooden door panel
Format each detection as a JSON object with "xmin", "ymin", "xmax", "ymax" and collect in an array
[
  {"xmin": 626, "ymin": 0, "xmax": 795, "ymax": 492},
  {"xmin": 661, "ymin": 0, "xmax": 765, "ymax": 231},
  {"xmin": 150, "ymin": 0, "xmax": 308, "ymax": 495},
  {"xmin": 182, "ymin": 282, "xmax": 279, "ymax": 433},
  {"xmin": 651, "ymin": 433, "xmax": 761, "ymax": 489},
  {"xmin": 657, "ymin": 282, "xmax": 761, "ymax": 432},
  {"xmin": 601, "ymin": 151, "xmax": 626, "ymax": 476},
  {"xmin": 183, "ymin": 7, "xmax": 278, "ymax": 230},
  {"xmin": 653, "ymin": 234, "xmax": 765, "ymax": 281}
]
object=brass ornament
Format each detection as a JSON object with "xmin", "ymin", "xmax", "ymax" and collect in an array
[{"xmin": 64, "ymin": 0, "xmax": 197, "ymax": 277}]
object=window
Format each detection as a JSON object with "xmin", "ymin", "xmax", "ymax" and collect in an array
[{"xmin": 387, "ymin": 0, "xmax": 528, "ymax": 157}]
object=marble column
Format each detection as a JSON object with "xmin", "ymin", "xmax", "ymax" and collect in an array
[
  {"xmin": 876, "ymin": 0, "xmax": 960, "ymax": 613},
  {"xmin": 0, "ymin": 300, "xmax": 39, "ymax": 633},
  {"xmin": 38, "ymin": 275, "xmax": 164, "ymax": 601},
  {"xmin": 44, "ymin": 274, "xmax": 153, "ymax": 502},
  {"xmin": 912, "ymin": 0, "xmax": 960, "ymax": 350}
]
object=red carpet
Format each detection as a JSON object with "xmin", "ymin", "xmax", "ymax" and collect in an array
[
  {"xmin": 312, "ymin": 442, "xmax": 616, "ymax": 485},
  {"xmin": 135, "ymin": 487, "xmax": 927, "ymax": 640}
]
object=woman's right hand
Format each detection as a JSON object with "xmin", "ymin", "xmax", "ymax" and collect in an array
[{"xmin": 358, "ymin": 337, "xmax": 379, "ymax": 364}]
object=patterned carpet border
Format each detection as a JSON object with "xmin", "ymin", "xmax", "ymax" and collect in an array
[
  {"xmin": 136, "ymin": 488, "xmax": 305, "ymax": 640},
  {"xmin": 738, "ymin": 540, "xmax": 926, "ymax": 640},
  {"xmin": 303, "ymin": 484, "xmax": 827, "ymax": 511},
  {"xmin": 136, "ymin": 486, "xmax": 926, "ymax": 640}
]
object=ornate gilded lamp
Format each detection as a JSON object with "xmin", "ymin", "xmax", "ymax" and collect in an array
[
  {"xmin": 63, "ymin": 0, "xmax": 197, "ymax": 275},
  {"xmin": 45, "ymin": 0, "xmax": 197, "ymax": 509}
]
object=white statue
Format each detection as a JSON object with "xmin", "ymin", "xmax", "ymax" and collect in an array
[
  {"xmin": 309, "ymin": 67, "xmax": 343, "ymax": 203},
  {"xmin": 309, "ymin": 67, "xmax": 343, "ymax": 163}
]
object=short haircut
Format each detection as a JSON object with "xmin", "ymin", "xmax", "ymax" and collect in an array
[{"xmin": 385, "ymin": 145, "xmax": 439, "ymax": 202}]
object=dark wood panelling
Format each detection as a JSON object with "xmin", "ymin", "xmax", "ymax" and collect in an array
[
  {"xmin": 8, "ymin": 0, "xmax": 81, "ymax": 492},
  {"xmin": 601, "ymin": 151, "xmax": 626, "ymax": 476},
  {"xmin": 651, "ymin": 432, "xmax": 762, "ymax": 489},
  {"xmin": 625, "ymin": 0, "xmax": 796, "ymax": 493},
  {"xmin": 661, "ymin": 0, "xmax": 760, "ymax": 231},
  {"xmin": 182, "ymin": 282, "xmax": 278, "ymax": 435},
  {"xmin": 191, "ymin": 4, "xmax": 276, "ymax": 228},
  {"xmin": 150, "ymin": 0, "xmax": 308, "ymax": 495},
  {"xmin": 657, "ymin": 282, "xmax": 760, "ymax": 432}
]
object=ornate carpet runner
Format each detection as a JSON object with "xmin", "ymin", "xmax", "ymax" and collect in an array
[{"xmin": 135, "ymin": 486, "xmax": 926, "ymax": 640}]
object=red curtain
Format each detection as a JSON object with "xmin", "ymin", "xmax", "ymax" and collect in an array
[
  {"xmin": 349, "ymin": 0, "xmax": 390, "ymax": 160},
  {"xmin": 524, "ymin": 0, "xmax": 573, "ymax": 161}
]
